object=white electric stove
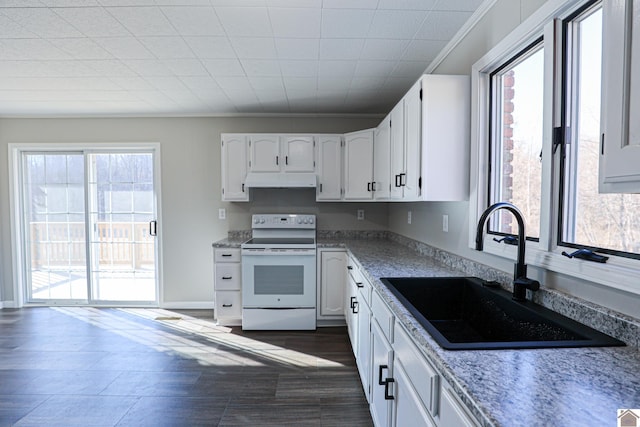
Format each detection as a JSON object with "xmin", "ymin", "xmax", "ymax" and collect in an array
[{"xmin": 241, "ymin": 214, "xmax": 317, "ymax": 330}]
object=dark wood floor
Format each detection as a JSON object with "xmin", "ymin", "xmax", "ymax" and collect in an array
[{"xmin": 0, "ymin": 307, "xmax": 372, "ymax": 426}]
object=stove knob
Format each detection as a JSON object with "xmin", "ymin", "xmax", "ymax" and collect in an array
[
  {"xmin": 297, "ymin": 218, "xmax": 302, "ymax": 224},
  {"xmin": 254, "ymin": 218, "xmax": 259, "ymax": 224},
  {"xmin": 260, "ymin": 218, "xmax": 265, "ymax": 224},
  {"xmin": 308, "ymin": 217, "xmax": 314, "ymax": 224}
]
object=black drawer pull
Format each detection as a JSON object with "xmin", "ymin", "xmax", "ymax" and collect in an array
[
  {"xmin": 222, "ymin": 303, "xmax": 233, "ymax": 308},
  {"xmin": 221, "ymin": 254, "xmax": 232, "ymax": 257},
  {"xmin": 347, "ymin": 266, "xmax": 353, "ymax": 270},
  {"xmin": 350, "ymin": 296, "xmax": 357, "ymax": 309},
  {"xmin": 384, "ymin": 378, "xmax": 395, "ymax": 400},
  {"xmin": 351, "ymin": 301, "xmax": 358, "ymax": 314},
  {"xmin": 221, "ymin": 276, "xmax": 232, "ymax": 280},
  {"xmin": 356, "ymin": 282, "xmax": 363, "ymax": 288}
]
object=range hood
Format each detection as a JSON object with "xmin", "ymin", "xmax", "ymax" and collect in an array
[{"xmin": 244, "ymin": 173, "xmax": 317, "ymax": 188}]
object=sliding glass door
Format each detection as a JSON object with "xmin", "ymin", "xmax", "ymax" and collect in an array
[{"xmin": 21, "ymin": 149, "xmax": 159, "ymax": 305}]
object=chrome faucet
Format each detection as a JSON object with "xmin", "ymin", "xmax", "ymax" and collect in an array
[{"xmin": 475, "ymin": 202, "xmax": 540, "ymax": 302}]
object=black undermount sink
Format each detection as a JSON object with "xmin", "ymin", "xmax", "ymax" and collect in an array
[{"xmin": 380, "ymin": 277, "xmax": 625, "ymax": 350}]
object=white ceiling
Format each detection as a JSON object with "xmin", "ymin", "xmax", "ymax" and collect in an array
[{"xmin": 0, "ymin": 0, "xmax": 483, "ymax": 117}]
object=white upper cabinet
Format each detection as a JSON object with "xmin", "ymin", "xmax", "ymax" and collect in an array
[
  {"xmin": 282, "ymin": 136, "xmax": 315, "ymax": 172},
  {"xmin": 374, "ymin": 116, "xmax": 391, "ymax": 200},
  {"xmin": 403, "ymin": 79, "xmax": 422, "ymax": 200},
  {"xmin": 249, "ymin": 135, "xmax": 280, "ymax": 172},
  {"xmin": 249, "ymin": 134, "xmax": 315, "ymax": 173},
  {"xmin": 317, "ymin": 135, "xmax": 343, "ymax": 201},
  {"xmin": 390, "ymin": 102, "xmax": 405, "ymax": 200},
  {"xmin": 600, "ymin": 0, "xmax": 640, "ymax": 193},
  {"xmin": 420, "ymin": 74, "xmax": 470, "ymax": 201},
  {"xmin": 221, "ymin": 134, "xmax": 249, "ymax": 201},
  {"xmin": 344, "ymin": 129, "xmax": 375, "ymax": 200}
]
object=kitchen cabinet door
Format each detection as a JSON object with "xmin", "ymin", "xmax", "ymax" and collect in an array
[
  {"xmin": 345, "ymin": 266, "xmax": 360, "ymax": 355},
  {"xmin": 283, "ymin": 136, "xmax": 315, "ymax": 172},
  {"xmin": 221, "ymin": 134, "xmax": 249, "ymax": 201},
  {"xmin": 390, "ymin": 102, "xmax": 405, "ymax": 200},
  {"xmin": 318, "ymin": 250, "xmax": 347, "ymax": 318},
  {"xmin": 249, "ymin": 135, "xmax": 280, "ymax": 172},
  {"xmin": 403, "ymin": 80, "xmax": 422, "ymax": 200},
  {"xmin": 439, "ymin": 384, "xmax": 477, "ymax": 427},
  {"xmin": 393, "ymin": 360, "xmax": 435, "ymax": 427},
  {"xmin": 371, "ymin": 320, "xmax": 394, "ymax": 427},
  {"xmin": 374, "ymin": 116, "xmax": 391, "ymax": 200},
  {"xmin": 599, "ymin": 0, "xmax": 640, "ymax": 193},
  {"xmin": 356, "ymin": 292, "xmax": 372, "ymax": 403},
  {"xmin": 317, "ymin": 135, "xmax": 343, "ymax": 201},
  {"xmin": 344, "ymin": 129, "xmax": 374, "ymax": 200}
]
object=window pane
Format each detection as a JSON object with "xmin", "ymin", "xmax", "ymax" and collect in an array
[
  {"xmin": 561, "ymin": 7, "xmax": 640, "ymax": 255},
  {"xmin": 490, "ymin": 44, "xmax": 544, "ymax": 239}
]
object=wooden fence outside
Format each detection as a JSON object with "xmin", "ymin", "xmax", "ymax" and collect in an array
[{"xmin": 30, "ymin": 222, "xmax": 154, "ymax": 270}]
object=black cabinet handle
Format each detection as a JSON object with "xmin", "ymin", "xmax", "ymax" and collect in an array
[
  {"xmin": 384, "ymin": 378, "xmax": 395, "ymax": 400},
  {"xmin": 242, "ymin": 183, "xmax": 245, "ymax": 192},
  {"xmin": 350, "ymin": 296, "xmax": 357, "ymax": 309},
  {"xmin": 400, "ymin": 173, "xmax": 406, "ymax": 186},
  {"xmin": 378, "ymin": 365, "xmax": 388, "ymax": 385},
  {"xmin": 285, "ymin": 156, "xmax": 288, "ymax": 165},
  {"xmin": 222, "ymin": 303, "xmax": 232, "ymax": 308},
  {"xmin": 371, "ymin": 181, "xmax": 376, "ymax": 191},
  {"xmin": 276, "ymin": 156, "xmax": 279, "ymax": 165},
  {"xmin": 395, "ymin": 174, "xmax": 401, "ymax": 187},
  {"xmin": 221, "ymin": 254, "xmax": 232, "ymax": 257},
  {"xmin": 221, "ymin": 276, "xmax": 232, "ymax": 280},
  {"xmin": 347, "ymin": 266, "xmax": 353, "ymax": 270},
  {"xmin": 356, "ymin": 282, "xmax": 363, "ymax": 288},
  {"xmin": 351, "ymin": 301, "xmax": 358, "ymax": 314},
  {"xmin": 367, "ymin": 182, "xmax": 371, "ymax": 192}
]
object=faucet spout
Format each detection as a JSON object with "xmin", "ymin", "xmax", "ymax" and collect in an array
[{"xmin": 475, "ymin": 202, "xmax": 539, "ymax": 301}]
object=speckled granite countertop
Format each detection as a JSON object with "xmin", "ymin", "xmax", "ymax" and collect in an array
[
  {"xmin": 213, "ymin": 234, "xmax": 640, "ymax": 426},
  {"xmin": 325, "ymin": 238, "xmax": 640, "ymax": 427}
]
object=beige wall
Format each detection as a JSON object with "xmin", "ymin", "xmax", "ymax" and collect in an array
[
  {"xmin": 387, "ymin": 0, "xmax": 640, "ymax": 318},
  {"xmin": 0, "ymin": 116, "xmax": 381, "ymax": 306}
]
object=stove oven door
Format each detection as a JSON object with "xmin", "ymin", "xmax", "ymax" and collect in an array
[{"xmin": 241, "ymin": 249, "xmax": 316, "ymax": 308}]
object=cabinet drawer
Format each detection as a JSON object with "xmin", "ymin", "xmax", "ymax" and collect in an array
[
  {"xmin": 395, "ymin": 324, "xmax": 439, "ymax": 416},
  {"xmin": 215, "ymin": 291, "xmax": 242, "ymax": 320},
  {"xmin": 215, "ymin": 263, "xmax": 241, "ymax": 290},
  {"xmin": 372, "ymin": 290, "xmax": 394, "ymax": 343},
  {"xmin": 214, "ymin": 248, "xmax": 241, "ymax": 263}
]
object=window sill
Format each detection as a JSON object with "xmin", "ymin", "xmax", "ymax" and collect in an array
[{"xmin": 480, "ymin": 239, "xmax": 640, "ymax": 296}]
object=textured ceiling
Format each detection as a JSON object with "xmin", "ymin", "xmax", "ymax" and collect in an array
[{"xmin": 0, "ymin": 0, "xmax": 483, "ymax": 116}]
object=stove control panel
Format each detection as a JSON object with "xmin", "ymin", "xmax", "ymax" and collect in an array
[{"xmin": 251, "ymin": 214, "xmax": 316, "ymax": 228}]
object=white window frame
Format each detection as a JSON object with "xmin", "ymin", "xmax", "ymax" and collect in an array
[{"xmin": 469, "ymin": 0, "xmax": 640, "ymax": 296}]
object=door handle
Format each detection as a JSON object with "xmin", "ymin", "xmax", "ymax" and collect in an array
[
  {"xmin": 149, "ymin": 220, "xmax": 157, "ymax": 236},
  {"xmin": 400, "ymin": 173, "xmax": 406, "ymax": 186},
  {"xmin": 395, "ymin": 174, "xmax": 401, "ymax": 187},
  {"xmin": 350, "ymin": 296, "xmax": 357, "ymax": 309},
  {"xmin": 351, "ymin": 300, "xmax": 358, "ymax": 313},
  {"xmin": 367, "ymin": 182, "xmax": 371, "ymax": 192}
]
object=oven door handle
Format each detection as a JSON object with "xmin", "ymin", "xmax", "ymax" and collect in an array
[{"xmin": 242, "ymin": 250, "xmax": 316, "ymax": 256}]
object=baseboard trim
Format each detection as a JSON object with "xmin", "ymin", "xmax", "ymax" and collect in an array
[
  {"xmin": 0, "ymin": 301, "xmax": 18, "ymax": 309},
  {"xmin": 160, "ymin": 301, "xmax": 215, "ymax": 310}
]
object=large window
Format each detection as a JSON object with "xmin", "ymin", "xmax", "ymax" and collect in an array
[
  {"xmin": 560, "ymin": 4, "xmax": 640, "ymax": 258},
  {"xmin": 471, "ymin": 0, "xmax": 640, "ymax": 294},
  {"xmin": 489, "ymin": 41, "xmax": 544, "ymax": 240}
]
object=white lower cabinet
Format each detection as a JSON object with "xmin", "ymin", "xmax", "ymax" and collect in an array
[
  {"xmin": 317, "ymin": 249, "xmax": 347, "ymax": 321},
  {"xmin": 213, "ymin": 248, "xmax": 242, "ymax": 326},
  {"xmin": 343, "ymin": 256, "xmax": 480, "ymax": 427},
  {"xmin": 439, "ymin": 383, "xmax": 477, "ymax": 427},
  {"xmin": 393, "ymin": 360, "xmax": 435, "ymax": 427},
  {"xmin": 371, "ymin": 320, "xmax": 394, "ymax": 427}
]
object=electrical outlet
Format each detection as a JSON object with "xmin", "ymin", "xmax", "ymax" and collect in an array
[
  {"xmin": 442, "ymin": 214, "xmax": 449, "ymax": 232},
  {"xmin": 407, "ymin": 210, "xmax": 412, "ymax": 224},
  {"xmin": 218, "ymin": 208, "xmax": 226, "ymax": 220},
  {"xmin": 357, "ymin": 209, "xmax": 365, "ymax": 220}
]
